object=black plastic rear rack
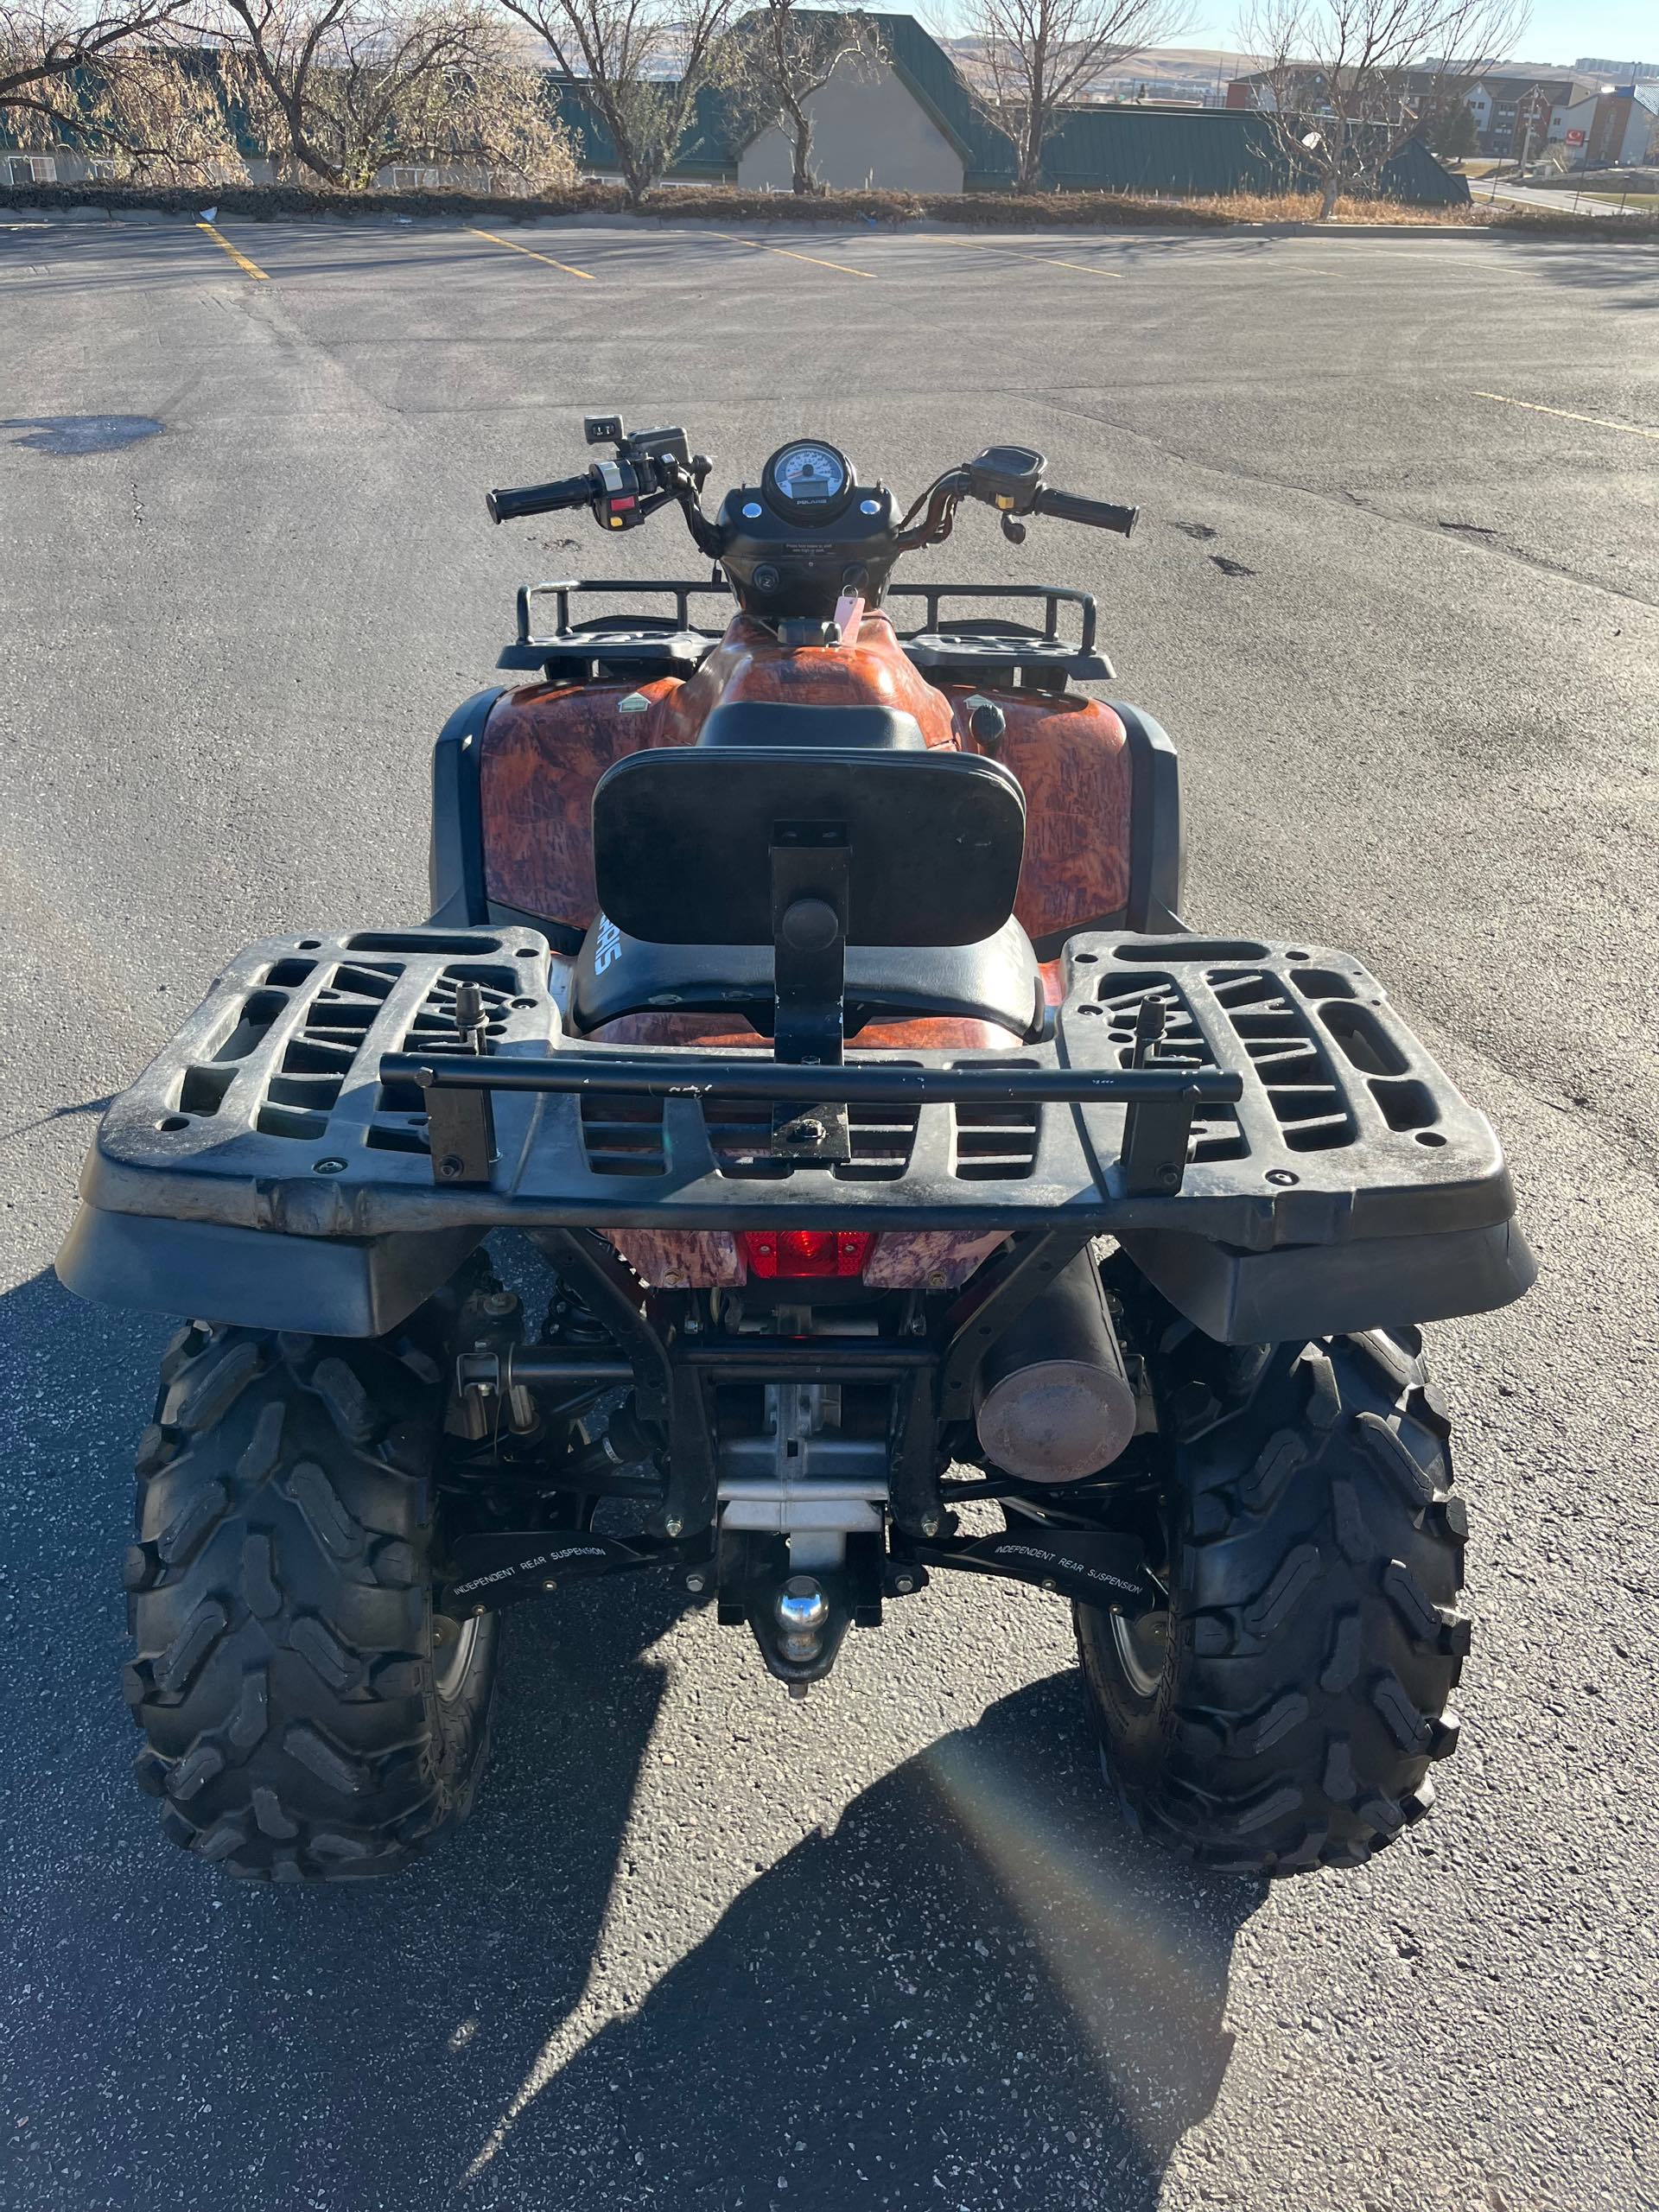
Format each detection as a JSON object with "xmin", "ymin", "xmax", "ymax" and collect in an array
[
  {"xmin": 495, "ymin": 577, "xmax": 1112, "ymax": 687},
  {"xmin": 64, "ymin": 925, "xmax": 1534, "ymax": 1344}
]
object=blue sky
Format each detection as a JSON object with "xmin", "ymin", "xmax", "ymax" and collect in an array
[{"xmin": 1172, "ymin": 1, "xmax": 1656, "ymax": 65}]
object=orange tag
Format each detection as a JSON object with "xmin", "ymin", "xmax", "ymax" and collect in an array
[{"xmin": 833, "ymin": 594, "xmax": 865, "ymax": 648}]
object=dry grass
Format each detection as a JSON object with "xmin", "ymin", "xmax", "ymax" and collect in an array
[
  {"xmin": 1, "ymin": 177, "xmax": 1653, "ymax": 242},
  {"xmin": 0, "ymin": 178, "xmax": 1222, "ymax": 229},
  {"xmin": 1164, "ymin": 189, "xmax": 1478, "ymax": 225}
]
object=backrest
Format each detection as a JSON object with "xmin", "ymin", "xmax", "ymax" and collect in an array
[{"xmin": 591, "ymin": 745, "xmax": 1027, "ymax": 948}]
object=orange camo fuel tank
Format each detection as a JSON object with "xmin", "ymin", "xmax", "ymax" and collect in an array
[{"xmin": 479, "ymin": 608, "xmax": 1135, "ymax": 951}]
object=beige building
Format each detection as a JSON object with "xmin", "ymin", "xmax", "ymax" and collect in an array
[{"xmin": 734, "ymin": 53, "xmax": 965, "ymax": 193}]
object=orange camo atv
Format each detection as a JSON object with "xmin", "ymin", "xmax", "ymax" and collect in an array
[{"xmin": 60, "ymin": 419, "xmax": 1535, "ymax": 1881}]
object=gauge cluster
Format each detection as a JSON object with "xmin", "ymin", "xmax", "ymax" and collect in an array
[
  {"xmin": 715, "ymin": 438, "xmax": 894, "ymax": 621},
  {"xmin": 762, "ymin": 439, "xmax": 855, "ymax": 521}
]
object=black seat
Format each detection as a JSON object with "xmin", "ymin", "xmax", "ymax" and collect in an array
[
  {"xmin": 572, "ymin": 913, "xmax": 1045, "ymax": 1039},
  {"xmin": 591, "ymin": 743, "xmax": 1026, "ymax": 949},
  {"xmin": 696, "ymin": 702, "xmax": 926, "ymax": 750}
]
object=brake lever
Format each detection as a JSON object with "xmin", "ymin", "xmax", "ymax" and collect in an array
[{"xmin": 658, "ymin": 453, "xmax": 725, "ymax": 559}]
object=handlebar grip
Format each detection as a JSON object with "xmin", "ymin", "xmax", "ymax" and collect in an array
[
  {"xmin": 485, "ymin": 472, "xmax": 593, "ymax": 524},
  {"xmin": 1033, "ymin": 486, "xmax": 1139, "ymax": 537}
]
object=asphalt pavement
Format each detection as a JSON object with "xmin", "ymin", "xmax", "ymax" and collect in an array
[
  {"xmin": 1, "ymin": 212, "xmax": 1656, "ymax": 2212},
  {"xmin": 1475, "ymin": 176, "xmax": 1651, "ymax": 219}
]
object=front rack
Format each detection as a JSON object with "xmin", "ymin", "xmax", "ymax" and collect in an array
[{"xmin": 496, "ymin": 577, "xmax": 1113, "ymax": 688}]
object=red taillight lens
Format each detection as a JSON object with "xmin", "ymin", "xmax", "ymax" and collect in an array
[{"xmin": 741, "ymin": 1230, "xmax": 875, "ymax": 1281}]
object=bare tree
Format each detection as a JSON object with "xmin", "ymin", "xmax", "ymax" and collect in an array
[
  {"xmin": 1, "ymin": 0, "xmax": 188, "ymax": 123},
  {"xmin": 204, "ymin": 0, "xmax": 575, "ymax": 189},
  {"xmin": 1236, "ymin": 0, "xmax": 1529, "ymax": 218},
  {"xmin": 960, "ymin": 0, "xmax": 1196, "ymax": 194},
  {"xmin": 726, "ymin": 3, "xmax": 884, "ymax": 194},
  {"xmin": 74, "ymin": 43, "xmax": 253, "ymax": 174},
  {"xmin": 0, "ymin": 7, "xmax": 267, "ymax": 175},
  {"xmin": 496, "ymin": 0, "xmax": 741, "ymax": 207}
]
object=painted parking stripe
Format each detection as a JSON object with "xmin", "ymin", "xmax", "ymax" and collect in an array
[
  {"xmin": 196, "ymin": 222, "xmax": 269, "ymax": 281},
  {"xmin": 699, "ymin": 228, "xmax": 879, "ymax": 279},
  {"xmin": 1474, "ymin": 390, "xmax": 1659, "ymax": 443},
  {"xmin": 918, "ymin": 234, "xmax": 1122, "ymax": 277},
  {"xmin": 467, "ymin": 226, "xmax": 596, "ymax": 281}
]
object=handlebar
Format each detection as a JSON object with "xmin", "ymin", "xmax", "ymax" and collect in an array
[
  {"xmin": 1031, "ymin": 486, "xmax": 1139, "ymax": 537},
  {"xmin": 485, "ymin": 473, "xmax": 593, "ymax": 524}
]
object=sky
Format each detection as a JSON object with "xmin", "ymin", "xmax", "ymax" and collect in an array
[{"xmin": 1166, "ymin": 0, "xmax": 1656, "ymax": 66}]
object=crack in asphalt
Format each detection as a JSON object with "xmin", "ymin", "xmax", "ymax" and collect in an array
[{"xmin": 1037, "ymin": 389, "xmax": 1659, "ymax": 614}]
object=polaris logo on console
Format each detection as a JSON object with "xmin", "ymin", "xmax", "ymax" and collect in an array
[{"xmin": 593, "ymin": 915, "xmax": 622, "ymax": 974}]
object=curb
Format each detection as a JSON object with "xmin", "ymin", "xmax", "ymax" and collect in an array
[{"xmin": 7, "ymin": 203, "xmax": 1655, "ymax": 248}]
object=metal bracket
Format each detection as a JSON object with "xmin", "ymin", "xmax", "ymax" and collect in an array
[
  {"xmin": 423, "ymin": 1077, "xmax": 495, "ymax": 1185},
  {"xmin": 769, "ymin": 823, "xmax": 852, "ymax": 1163}
]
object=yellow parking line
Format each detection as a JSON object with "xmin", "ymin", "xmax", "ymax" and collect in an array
[
  {"xmin": 920, "ymin": 234, "xmax": 1122, "ymax": 277},
  {"xmin": 702, "ymin": 228, "xmax": 879, "ymax": 279},
  {"xmin": 1035, "ymin": 257, "xmax": 1124, "ymax": 278},
  {"xmin": 1474, "ymin": 390, "xmax": 1659, "ymax": 442},
  {"xmin": 467, "ymin": 226, "xmax": 595, "ymax": 281},
  {"xmin": 196, "ymin": 222, "xmax": 268, "ymax": 281}
]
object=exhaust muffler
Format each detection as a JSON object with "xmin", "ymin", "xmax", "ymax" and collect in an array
[{"xmin": 974, "ymin": 1250, "xmax": 1138, "ymax": 1483}]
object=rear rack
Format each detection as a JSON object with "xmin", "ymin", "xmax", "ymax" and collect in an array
[
  {"xmin": 81, "ymin": 926, "xmax": 1514, "ymax": 1252},
  {"xmin": 496, "ymin": 578, "xmax": 1112, "ymax": 688}
]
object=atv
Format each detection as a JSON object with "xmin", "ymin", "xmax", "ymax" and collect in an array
[{"xmin": 58, "ymin": 419, "xmax": 1535, "ymax": 1882}]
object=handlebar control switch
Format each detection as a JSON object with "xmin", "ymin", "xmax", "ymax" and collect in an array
[
  {"xmin": 585, "ymin": 415, "xmax": 626, "ymax": 446},
  {"xmin": 965, "ymin": 445, "xmax": 1046, "ymax": 514}
]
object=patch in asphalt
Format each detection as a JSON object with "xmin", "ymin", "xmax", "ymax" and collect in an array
[
  {"xmin": 1210, "ymin": 553, "xmax": 1255, "ymax": 577},
  {"xmin": 3, "ymin": 413, "xmax": 163, "ymax": 454},
  {"xmin": 1170, "ymin": 519, "xmax": 1219, "ymax": 539}
]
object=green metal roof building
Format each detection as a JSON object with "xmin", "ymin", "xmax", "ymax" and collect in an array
[
  {"xmin": 554, "ymin": 10, "xmax": 1466, "ymax": 206},
  {"xmin": 3, "ymin": 12, "xmax": 1465, "ymax": 207}
]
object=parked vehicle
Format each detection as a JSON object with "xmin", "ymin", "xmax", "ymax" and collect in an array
[{"xmin": 59, "ymin": 419, "xmax": 1535, "ymax": 1881}]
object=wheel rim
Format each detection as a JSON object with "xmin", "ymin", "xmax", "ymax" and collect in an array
[
  {"xmin": 433, "ymin": 1613, "xmax": 480, "ymax": 1702},
  {"xmin": 1110, "ymin": 1606, "xmax": 1170, "ymax": 1700}
]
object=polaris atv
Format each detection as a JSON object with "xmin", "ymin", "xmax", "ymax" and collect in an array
[{"xmin": 59, "ymin": 420, "xmax": 1535, "ymax": 1882}]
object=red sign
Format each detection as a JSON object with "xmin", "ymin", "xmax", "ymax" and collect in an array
[{"xmin": 1565, "ymin": 128, "xmax": 1586, "ymax": 143}]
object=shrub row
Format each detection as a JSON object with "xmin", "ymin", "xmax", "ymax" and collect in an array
[{"xmin": 1, "ymin": 177, "xmax": 1652, "ymax": 240}]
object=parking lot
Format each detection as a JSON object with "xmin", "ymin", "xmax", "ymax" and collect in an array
[{"xmin": 1, "ymin": 212, "xmax": 1656, "ymax": 2212}]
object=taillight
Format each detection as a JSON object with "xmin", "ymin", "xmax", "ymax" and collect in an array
[{"xmin": 741, "ymin": 1230, "xmax": 875, "ymax": 1281}]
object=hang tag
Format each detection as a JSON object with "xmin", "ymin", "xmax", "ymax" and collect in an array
[{"xmin": 833, "ymin": 594, "xmax": 864, "ymax": 648}]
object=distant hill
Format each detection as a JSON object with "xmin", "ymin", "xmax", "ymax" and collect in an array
[{"xmin": 942, "ymin": 38, "xmax": 1265, "ymax": 105}]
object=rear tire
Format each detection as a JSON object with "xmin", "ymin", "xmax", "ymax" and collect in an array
[
  {"xmin": 1075, "ymin": 1329, "xmax": 1468, "ymax": 1876},
  {"xmin": 125, "ymin": 1321, "xmax": 499, "ymax": 1880}
]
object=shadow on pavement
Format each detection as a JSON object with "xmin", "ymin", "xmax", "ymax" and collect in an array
[
  {"xmin": 2, "ymin": 1258, "xmax": 1254, "ymax": 2211},
  {"xmin": 460, "ymin": 1671, "xmax": 1254, "ymax": 2212},
  {"xmin": 1485, "ymin": 230, "xmax": 1659, "ymax": 308}
]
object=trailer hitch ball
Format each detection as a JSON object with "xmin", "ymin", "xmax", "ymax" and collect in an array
[
  {"xmin": 974, "ymin": 1249, "xmax": 1139, "ymax": 1482},
  {"xmin": 774, "ymin": 1575, "xmax": 830, "ymax": 1663}
]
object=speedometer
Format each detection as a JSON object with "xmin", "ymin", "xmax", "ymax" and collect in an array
[{"xmin": 762, "ymin": 438, "xmax": 854, "ymax": 521}]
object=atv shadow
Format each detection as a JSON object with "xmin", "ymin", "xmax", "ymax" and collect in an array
[
  {"xmin": 458, "ymin": 1668, "xmax": 1255, "ymax": 2212},
  {"xmin": 4, "ymin": 1254, "xmax": 1254, "ymax": 2211}
]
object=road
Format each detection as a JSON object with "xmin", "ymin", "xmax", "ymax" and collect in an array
[
  {"xmin": 1, "ymin": 213, "xmax": 1656, "ymax": 2212},
  {"xmin": 1474, "ymin": 175, "xmax": 1654, "ymax": 219}
]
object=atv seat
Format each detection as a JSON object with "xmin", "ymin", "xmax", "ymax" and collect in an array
[
  {"xmin": 590, "ymin": 741, "xmax": 1031, "ymax": 1156},
  {"xmin": 571, "ymin": 913, "xmax": 1046, "ymax": 1039}
]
